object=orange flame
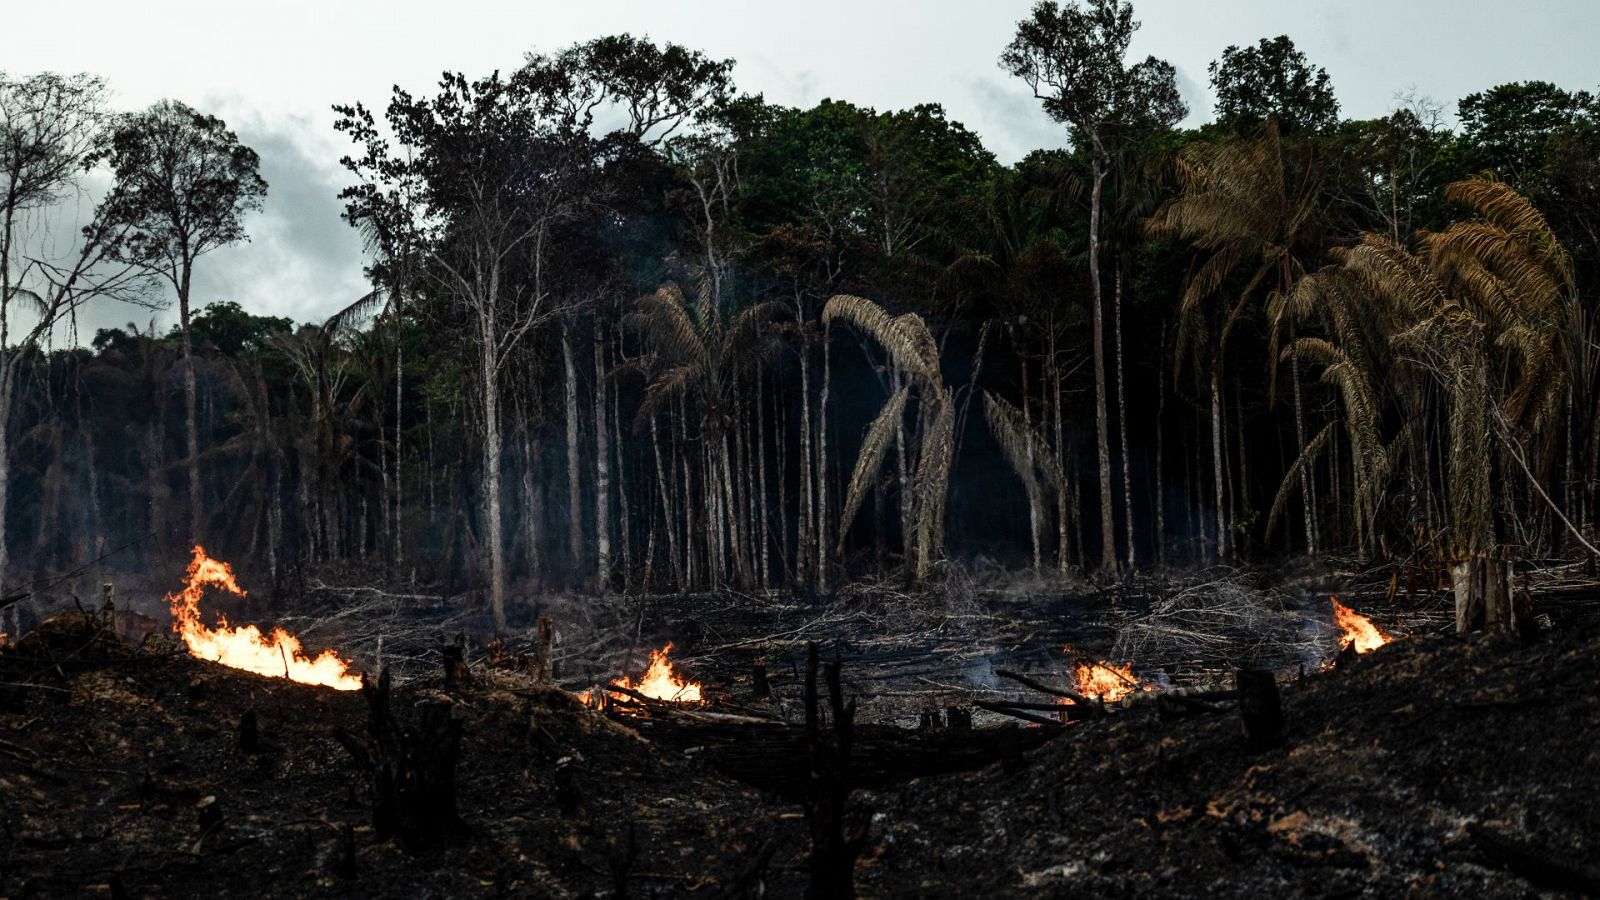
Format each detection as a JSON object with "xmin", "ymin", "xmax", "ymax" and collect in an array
[
  {"xmin": 1331, "ymin": 596, "xmax": 1391, "ymax": 654},
  {"xmin": 582, "ymin": 642, "xmax": 702, "ymax": 707},
  {"xmin": 1064, "ymin": 644, "xmax": 1149, "ymax": 703},
  {"xmin": 167, "ymin": 546, "xmax": 362, "ymax": 691}
]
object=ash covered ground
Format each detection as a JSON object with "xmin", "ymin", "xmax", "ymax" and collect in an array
[{"xmin": 1, "ymin": 567, "xmax": 1597, "ymax": 898}]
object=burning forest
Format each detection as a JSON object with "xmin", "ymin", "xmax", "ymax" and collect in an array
[{"xmin": 3, "ymin": 1, "xmax": 1600, "ymax": 897}]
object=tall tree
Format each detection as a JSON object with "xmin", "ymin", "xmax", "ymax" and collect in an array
[
  {"xmin": 1209, "ymin": 35, "xmax": 1340, "ymax": 135},
  {"xmin": 94, "ymin": 99, "xmax": 267, "ymax": 546},
  {"xmin": 1001, "ymin": 0, "xmax": 1185, "ymax": 574}
]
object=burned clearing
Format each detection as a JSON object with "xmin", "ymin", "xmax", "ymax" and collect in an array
[{"xmin": 2, "ymin": 563, "xmax": 1597, "ymax": 898}]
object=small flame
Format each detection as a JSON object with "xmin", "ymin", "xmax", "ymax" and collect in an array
[
  {"xmin": 583, "ymin": 642, "xmax": 702, "ymax": 707},
  {"xmin": 1064, "ymin": 644, "xmax": 1149, "ymax": 703},
  {"xmin": 1331, "ymin": 596, "xmax": 1392, "ymax": 654},
  {"xmin": 167, "ymin": 546, "xmax": 362, "ymax": 691}
]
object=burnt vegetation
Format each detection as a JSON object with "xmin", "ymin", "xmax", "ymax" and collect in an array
[{"xmin": 2, "ymin": 1, "xmax": 1600, "ymax": 897}]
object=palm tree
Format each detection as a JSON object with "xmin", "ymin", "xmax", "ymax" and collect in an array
[
  {"xmin": 1148, "ymin": 122, "xmax": 1328, "ymax": 561},
  {"xmin": 629, "ymin": 280, "xmax": 785, "ymax": 590},
  {"xmin": 1287, "ymin": 176, "xmax": 1576, "ymax": 632},
  {"xmin": 823, "ymin": 294, "xmax": 953, "ymax": 581}
]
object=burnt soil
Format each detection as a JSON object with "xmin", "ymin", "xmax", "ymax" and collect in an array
[{"xmin": 2, "ymin": 606, "xmax": 1599, "ymax": 898}]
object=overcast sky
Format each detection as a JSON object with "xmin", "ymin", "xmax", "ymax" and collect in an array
[{"xmin": 10, "ymin": 0, "xmax": 1599, "ymax": 336}]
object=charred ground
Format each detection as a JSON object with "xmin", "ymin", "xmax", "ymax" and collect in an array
[{"xmin": 1, "ymin": 573, "xmax": 1597, "ymax": 899}]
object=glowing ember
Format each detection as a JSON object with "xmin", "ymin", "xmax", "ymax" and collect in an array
[
  {"xmin": 1331, "ymin": 596, "xmax": 1392, "ymax": 654},
  {"xmin": 167, "ymin": 546, "xmax": 362, "ymax": 691},
  {"xmin": 583, "ymin": 642, "xmax": 703, "ymax": 706},
  {"xmin": 1064, "ymin": 644, "xmax": 1149, "ymax": 703}
]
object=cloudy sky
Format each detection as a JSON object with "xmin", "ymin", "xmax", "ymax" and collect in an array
[{"xmin": 10, "ymin": 0, "xmax": 1598, "ymax": 335}]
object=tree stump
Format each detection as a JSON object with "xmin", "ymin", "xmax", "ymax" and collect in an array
[
  {"xmin": 752, "ymin": 662, "xmax": 771, "ymax": 700},
  {"xmin": 1235, "ymin": 668, "xmax": 1284, "ymax": 753},
  {"xmin": 363, "ymin": 669, "xmax": 466, "ymax": 853},
  {"xmin": 1453, "ymin": 554, "xmax": 1517, "ymax": 635},
  {"xmin": 532, "ymin": 616, "xmax": 554, "ymax": 684}
]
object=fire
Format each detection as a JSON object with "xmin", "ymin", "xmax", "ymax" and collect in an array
[
  {"xmin": 167, "ymin": 546, "xmax": 362, "ymax": 691},
  {"xmin": 1064, "ymin": 645, "xmax": 1149, "ymax": 703},
  {"xmin": 583, "ymin": 642, "xmax": 703, "ymax": 707},
  {"xmin": 1331, "ymin": 596, "xmax": 1392, "ymax": 654}
]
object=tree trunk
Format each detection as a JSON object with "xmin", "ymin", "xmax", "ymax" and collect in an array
[
  {"xmin": 1155, "ymin": 330, "xmax": 1167, "ymax": 569},
  {"xmin": 179, "ymin": 265, "xmax": 203, "ymax": 545},
  {"xmin": 650, "ymin": 417, "xmax": 683, "ymax": 592},
  {"xmin": 562, "ymin": 323, "xmax": 583, "ymax": 579},
  {"xmin": 1289, "ymin": 327, "xmax": 1317, "ymax": 557},
  {"xmin": 756, "ymin": 368, "xmax": 771, "ymax": 590},
  {"xmin": 393, "ymin": 310, "xmax": 404, "ymax": 568},
  {"xmin": 612, "ymin": 375, "xmax": 632, "ymax": 592},
  {"xmin": 817, "ymin": 331, "xmax": 832, "ymax": 593},
  {"xmin": 1453, "ymin": 555, "xmax": 1516, "ymax": 635},
  {"xmin": 481, "ymin": 309, "xmax": 507, "ymax": 634},
  {"xmin": 1088, "ymin": 146, "xmax": 1116, "ymax": 576},
  {"xmin": 1211, "ymin": 369, "xmax": 1228, "ymax": 562},
  {"xmin": 521, "ymin": 425, "xmax": 543, "ymax": 590},
  {"xmin": 1114, "ymin": 267, "xmax": 1135, "ymax": 572},
  {"xmin": 593, "ymin": 323, "xmax": 611, "ymax": 593},
  {"xmin": 798, "ymin": 309, "xmax": 815, "ymax": 591}
]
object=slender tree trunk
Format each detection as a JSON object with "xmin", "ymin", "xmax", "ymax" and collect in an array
[
  {"xmin": 1021, "ymin": 354, "xmax": 1042, "ymax": 571},
  {"xmin": 612, "ymin": 375, "xmax": 632, "ymax": 592},
  {"xmin": 394, "ymin": 311, "xmax": 404, "ymax": 567},
  {"xmin": 1211, "ymin": 369, "xmax": 1228, "ymax": 562},
  {"xmin": 1235, "ymin": 380, "xmax": 1249, "ymax": 561},
  {"xmin": 895, "ymin": 368, "xmax": 913, "ymax": 576},
  {"xmin": 777, "ymin": 386, "xmax": 790, "ymax": 585},
  {"xmin": 1155, "ymin": 330, "xmax": 1167, "ymax": 569},
  {"xmin": 1289, "ymin": 327, "xmax": 1316, "ymax": 556},
  {"xmin": 480, "ymin": 307, "xmax": 507, "ymax": 634},
  {"xmin": 756, "ymin": 368, "xmax": 771, "ymax": 590},
  {"xmin": 1087, "ymin": 146, "xmax": 1116, "ymax": 575},
  {"xmin": 562, "ymin": 323, "xmax": 583, "ymax": 579},
  {"xmin": 179, "ymin": 264, "xmax": 203, "ymax": 545},
  {"xmin": 0, "ymin": 381, "xmax": 10, "ymax": 598},
  {"xmin": 650, "ymin": 417, "xmax": 682, "ymax": 592},
  {"xmin": 817, "ymin": 332, "xmax": 832, "ymax": 593},
  {"xmin": 593, "ymin": 322, "xmax": 611, "ymax": 592},
  {"xmin": 1114, "ymin": 267, "xmax": 1135, "ymax": 572},
  {"xmin": 798, "ymin": 314, "xmax": 815, "ymax": 591},
  {"xmin": 520, "ymin": 425, "xmax": 542, "ymax": 589}
]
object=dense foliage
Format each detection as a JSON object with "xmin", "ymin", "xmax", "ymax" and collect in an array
[{"xmin": 3, "ymin": 2, "xmax": 1598, "ymax": 618}]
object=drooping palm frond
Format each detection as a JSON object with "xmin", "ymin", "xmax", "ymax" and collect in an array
[
  {"xmin": 322, "ymin": 288, "xmax": 386, "ymax": 340},
  {"xmin": 836, "ymin": 384, "xmax": 909, "ymax": 551},
  {"xmin": 822, "ymin": 292, "xmax": 954, "ymax": 579},
  {"xmin": 821, "ymin": 294, "xmax": 940, "ymax": 385}
]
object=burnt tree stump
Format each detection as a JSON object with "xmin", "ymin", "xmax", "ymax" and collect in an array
[
  {"xmin": 1235, "ymin": 668, "xmax": 1284, "ymax": 752},
  {"xmin": 752, "ymin": 662, "xmax": 772, "ymax": 700},
  {"xmin": 442, "ymin": 638, "xmax": 472, "ymax": 692},
  {"xmin": 362, "ymin": 669, "xmax": 466, "ymax": 853},
  {"xmin": 805, "ymin": 643, "xmax": 865, "ymax": 900}
]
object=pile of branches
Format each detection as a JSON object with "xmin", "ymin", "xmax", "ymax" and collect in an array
[{"xmin": 1111, "ymin": 574, "xmax": 1333, "ymax": 673}]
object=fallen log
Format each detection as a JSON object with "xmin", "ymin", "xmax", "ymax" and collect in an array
[
  {"xmin": 994, "ymin": 668, "xmax": 1097, "ymax": 709},
  {"xmin": 974, "ymin": 702, "xmax": 1062, "ymax": 728}
]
